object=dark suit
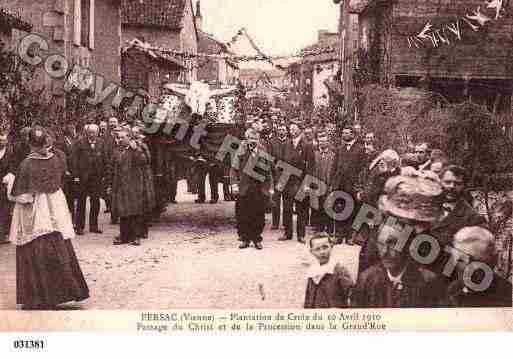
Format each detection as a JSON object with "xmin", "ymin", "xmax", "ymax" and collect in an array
[
  {"xmin": 329, "ymin": 140, "xmax": 367, "ymax": 240},
  {"xmin": 280, "ymin": 137, "xmax": 314, "ymax": 240},
  {"xmin": 55, "ymin": 135, "xmax": 77, "ymax": 224},
  {"xmin": 71, "ymin": 137, "xmax": 106, "ymax": 231},
  {"xmin": 428, "ymin": 199, "xmax": 486, "ymax": 280},
  {"xmin": 267, "ymin": 136, "xmax": 289, "ymax": 228},
  {"xmin": 232, "ymin": 144, "xmax": 273, "ymax": 244}
]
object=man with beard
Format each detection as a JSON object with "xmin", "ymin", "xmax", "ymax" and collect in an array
[
  {"xmin": 268, "ymin": 124, "xmax": 289, "ymax": 230},
  {"xmin": 278, "ymin": 122, "xmax": 314, "ymax": 244},
  {"xmin": 232, "ymin": 129, "xmax": 273, "ymax": 250},
  {"xmin": 430, "ymin": 165, "xmax": 485, "ymax": 249},
  {"xmin": 329, "ymin": 125, "xmax": 366, "ymax": 244}
]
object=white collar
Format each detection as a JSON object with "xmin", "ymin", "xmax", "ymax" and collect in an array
[
  {"xmin": 344, "ymin": 139, "xmax": 356, "ymax": 149},
  {"xmin": 386, "ymin": 266, "xmax": 407, "ymax": 287},
  {"xmin": 307, "ymin": 256, "xmax": 337, "ymax": 285},
  {"xmin": 0, "ymin": 147, "xmax": 6, "ymax": 160},
  {"xmin": 418, "ymin": 160, "xmax": 431, "ymax": 170}
]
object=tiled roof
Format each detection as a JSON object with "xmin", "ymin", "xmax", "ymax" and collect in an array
[
  {"xmin": 121, "ymin": 0, "xmax": 187, "ymax": 29},
  {"xmin": 197, "ymin": 30, "xmax": 239, "ymax": 69},
  {"xmin": 198, "ymin": 30, "xmax": 229, "ymax": 54},
  {"xmin": 123, "ymin": 39, "xmax": 185, "ymax": 69},
  {"xmin": 0, "ymin": 8, "xmax": 32, "ymax": 32},
  {"xmin": 348, "ymin": 0, "xmax": 391, "ymax": 13}
]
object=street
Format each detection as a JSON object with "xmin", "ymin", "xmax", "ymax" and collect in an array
[{"xmin": 0, "ymin": 180, "xmax": 358, "ymax": 310}]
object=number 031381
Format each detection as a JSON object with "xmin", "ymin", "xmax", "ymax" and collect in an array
[{"xmin": 13, "ymin": 340, "xmax": 45, "ymax": 349}]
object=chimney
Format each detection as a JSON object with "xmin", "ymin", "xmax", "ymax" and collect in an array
[{"xmin": 195, "ymin": 0, "xmax": 203, "ymax": 31}]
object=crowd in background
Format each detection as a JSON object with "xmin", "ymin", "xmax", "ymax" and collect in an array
[{"xmin": 1, "ymin": 106, "xmax": 512, "ymax": 309}]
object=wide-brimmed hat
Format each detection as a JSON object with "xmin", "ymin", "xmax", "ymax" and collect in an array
[{"xmin": 379, "ymin": 175, "xmax": 444, "ymax": 222}]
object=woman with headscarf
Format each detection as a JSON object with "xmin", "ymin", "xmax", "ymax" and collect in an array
[{"xmin": 9, "ymin": 126, "xmax": 89, "ymax": 310}]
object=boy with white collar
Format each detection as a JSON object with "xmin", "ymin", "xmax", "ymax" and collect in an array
[{"xmin": 304, "ymin": 234, "xmax": 354, "ymax": 308}]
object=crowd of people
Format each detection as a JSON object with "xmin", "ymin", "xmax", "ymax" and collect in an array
[
  {"xmin": 230, "ymin": 114, "xmax": 512, "ymax": 308},
  {"xmin": 1, "ymin": 108, "xmax": 512, "ymax": 310}
]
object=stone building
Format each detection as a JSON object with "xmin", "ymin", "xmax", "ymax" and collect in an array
[
  {"xmin": 335, "ymin": 0, "xmax": 513, "ymax": 119},
  {"xmin": 301, "ymin": 30, "xmax": 340, "ymax": 108},
  {"xmin": 2, "ymin": 0, "xmax": 122, "ymax": 104},
  {"xmin": 0, "ymin": 7, "xmax": 32, "ymax": 49},
  {"xmin": 121, "ymin": 0, "xmax": 198, "ymax": 98},
  {"xmin": 195, "ymin": 1, "xmax": 239, "ymax": 86}
]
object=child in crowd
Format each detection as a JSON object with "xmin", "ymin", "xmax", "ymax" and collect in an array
[{"xmin": 304, "ymin": 233, "xmax": 354, "ymax": 308}]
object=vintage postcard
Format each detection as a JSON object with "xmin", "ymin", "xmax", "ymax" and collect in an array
[{"xmin": 0, "ymin": 0, "xmax": 512, "ymax": 337}]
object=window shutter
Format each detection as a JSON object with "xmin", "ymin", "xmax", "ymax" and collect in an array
[
  {"xmin": 73, "ymin": 0, "xmax": 81, "ymax": 46},
  {"xmin": 89, "ymin": 0, "xmax": 94, "ymax": 50}
]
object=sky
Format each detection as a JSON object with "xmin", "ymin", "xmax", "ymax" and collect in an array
[{"xmin": 197, "ymin": 0, "xmax": 340, "ymax": 68}]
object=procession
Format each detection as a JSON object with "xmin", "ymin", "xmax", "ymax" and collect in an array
[{"xmin": 1, "ymin": 0, "xmax": 512, "ymax": 311}]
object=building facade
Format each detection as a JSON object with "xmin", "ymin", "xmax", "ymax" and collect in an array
[
  {"xmin": 2, "ymin": 0, "xmax": 122, "ymax": 105},
  {"xmin": 336, "ymin": 0, "xmax": 513, "ymax": 119},
  {"xmin": 195, "ymin": 1, "xmax": 239, "ymax": 86},
  {"xmin": 301, "ymin": 30, "xmax": 340, "ymax": 108},
  {"xmin": 121, "ymin": 0, "xmax": 198, "ymax": 98}
]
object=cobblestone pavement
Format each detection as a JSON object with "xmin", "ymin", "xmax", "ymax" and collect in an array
[{"xmin": 0, "ymin": 181, "xmax": 359, "ymax": 310}]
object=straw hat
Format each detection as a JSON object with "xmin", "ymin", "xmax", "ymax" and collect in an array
[{"xmin": 379, "ymin": 175, "xmax": 444, "ymax": 222}]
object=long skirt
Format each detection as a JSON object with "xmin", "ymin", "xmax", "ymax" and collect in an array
[{"xmin": 17, "ymin": 232, "xmax": 89, "ymax": 309}]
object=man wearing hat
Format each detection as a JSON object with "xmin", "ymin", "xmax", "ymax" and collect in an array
[
  {"xmin": 442, "ymin": 227, "xmax": 512, "ymax": 307},
  {"xmin": 353, "ymin": 174, "xmax": 446, "ymax": 307},
  {"xmin": 329, "ymin": 124, "xmax": 366, "ymax": 244},
  {"xmin": 358, "ymin": 174, "xmax": 446, "ymax": 275},
  {"xmin": 71, "ymin": 124, "xmax": 106, "ymax": 235}
]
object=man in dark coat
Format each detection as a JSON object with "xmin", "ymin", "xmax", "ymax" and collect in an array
[
  {"xmin": 232, "ymin": 129, "xmax": 273, "ymax": 250},
  {"xmin": 278, "ymin": 122, "xmax": 315, "ymax": 244},
  {"xmin": 0, "ymin": 131, "xmax": 15, "ymax": 244},
  {"xmin": 71, "ymin": 124, "xmax": 105, "ymax": 235},
  {"xmin": 429, "ymin": 165, "xmax": 486, "ymax": 278},
  {"xmin": 329, "ymin": 125, "xmax": 367, "ymax": 244},
  {"xmin": 55, "ymin": 124, "xmax": 78, "ymax": 226},
  {"xmin": 267, "ymin": 124, "xmax": 289, "ymax": 230},
  {"xmin": 101, "ymin": 119, "xmax": 118, "ymax": 214},
  {"xmin": 11, "ymin": 126, "xmax": 31, "ymax": 173},
  {"xmin": 353, "ymin": 224, "xmax": 443, "ymax": 308},
  {"xmin": 431, "ymin": 165, "xmax": 486, "ymax": 247},
  {"xmin": 109, "ymin": 130, "xmax": 147, "ymax": 246},
  {"xmin": 309, "ymin": 131, "xmax": 335, "ymax": 234}
]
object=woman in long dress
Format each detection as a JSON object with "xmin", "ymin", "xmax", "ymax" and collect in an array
[{"xmin": 9, "ymin": 126, "xmax": 89, "ymax": 310}]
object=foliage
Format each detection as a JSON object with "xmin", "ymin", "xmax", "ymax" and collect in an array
[
  {"xmin": 358, "ymin": 83, "xmax": 513, "ymax": 190},
  {"xmin": 0, "ymin": 41, "xmax": 105, "ymax": 139}
]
